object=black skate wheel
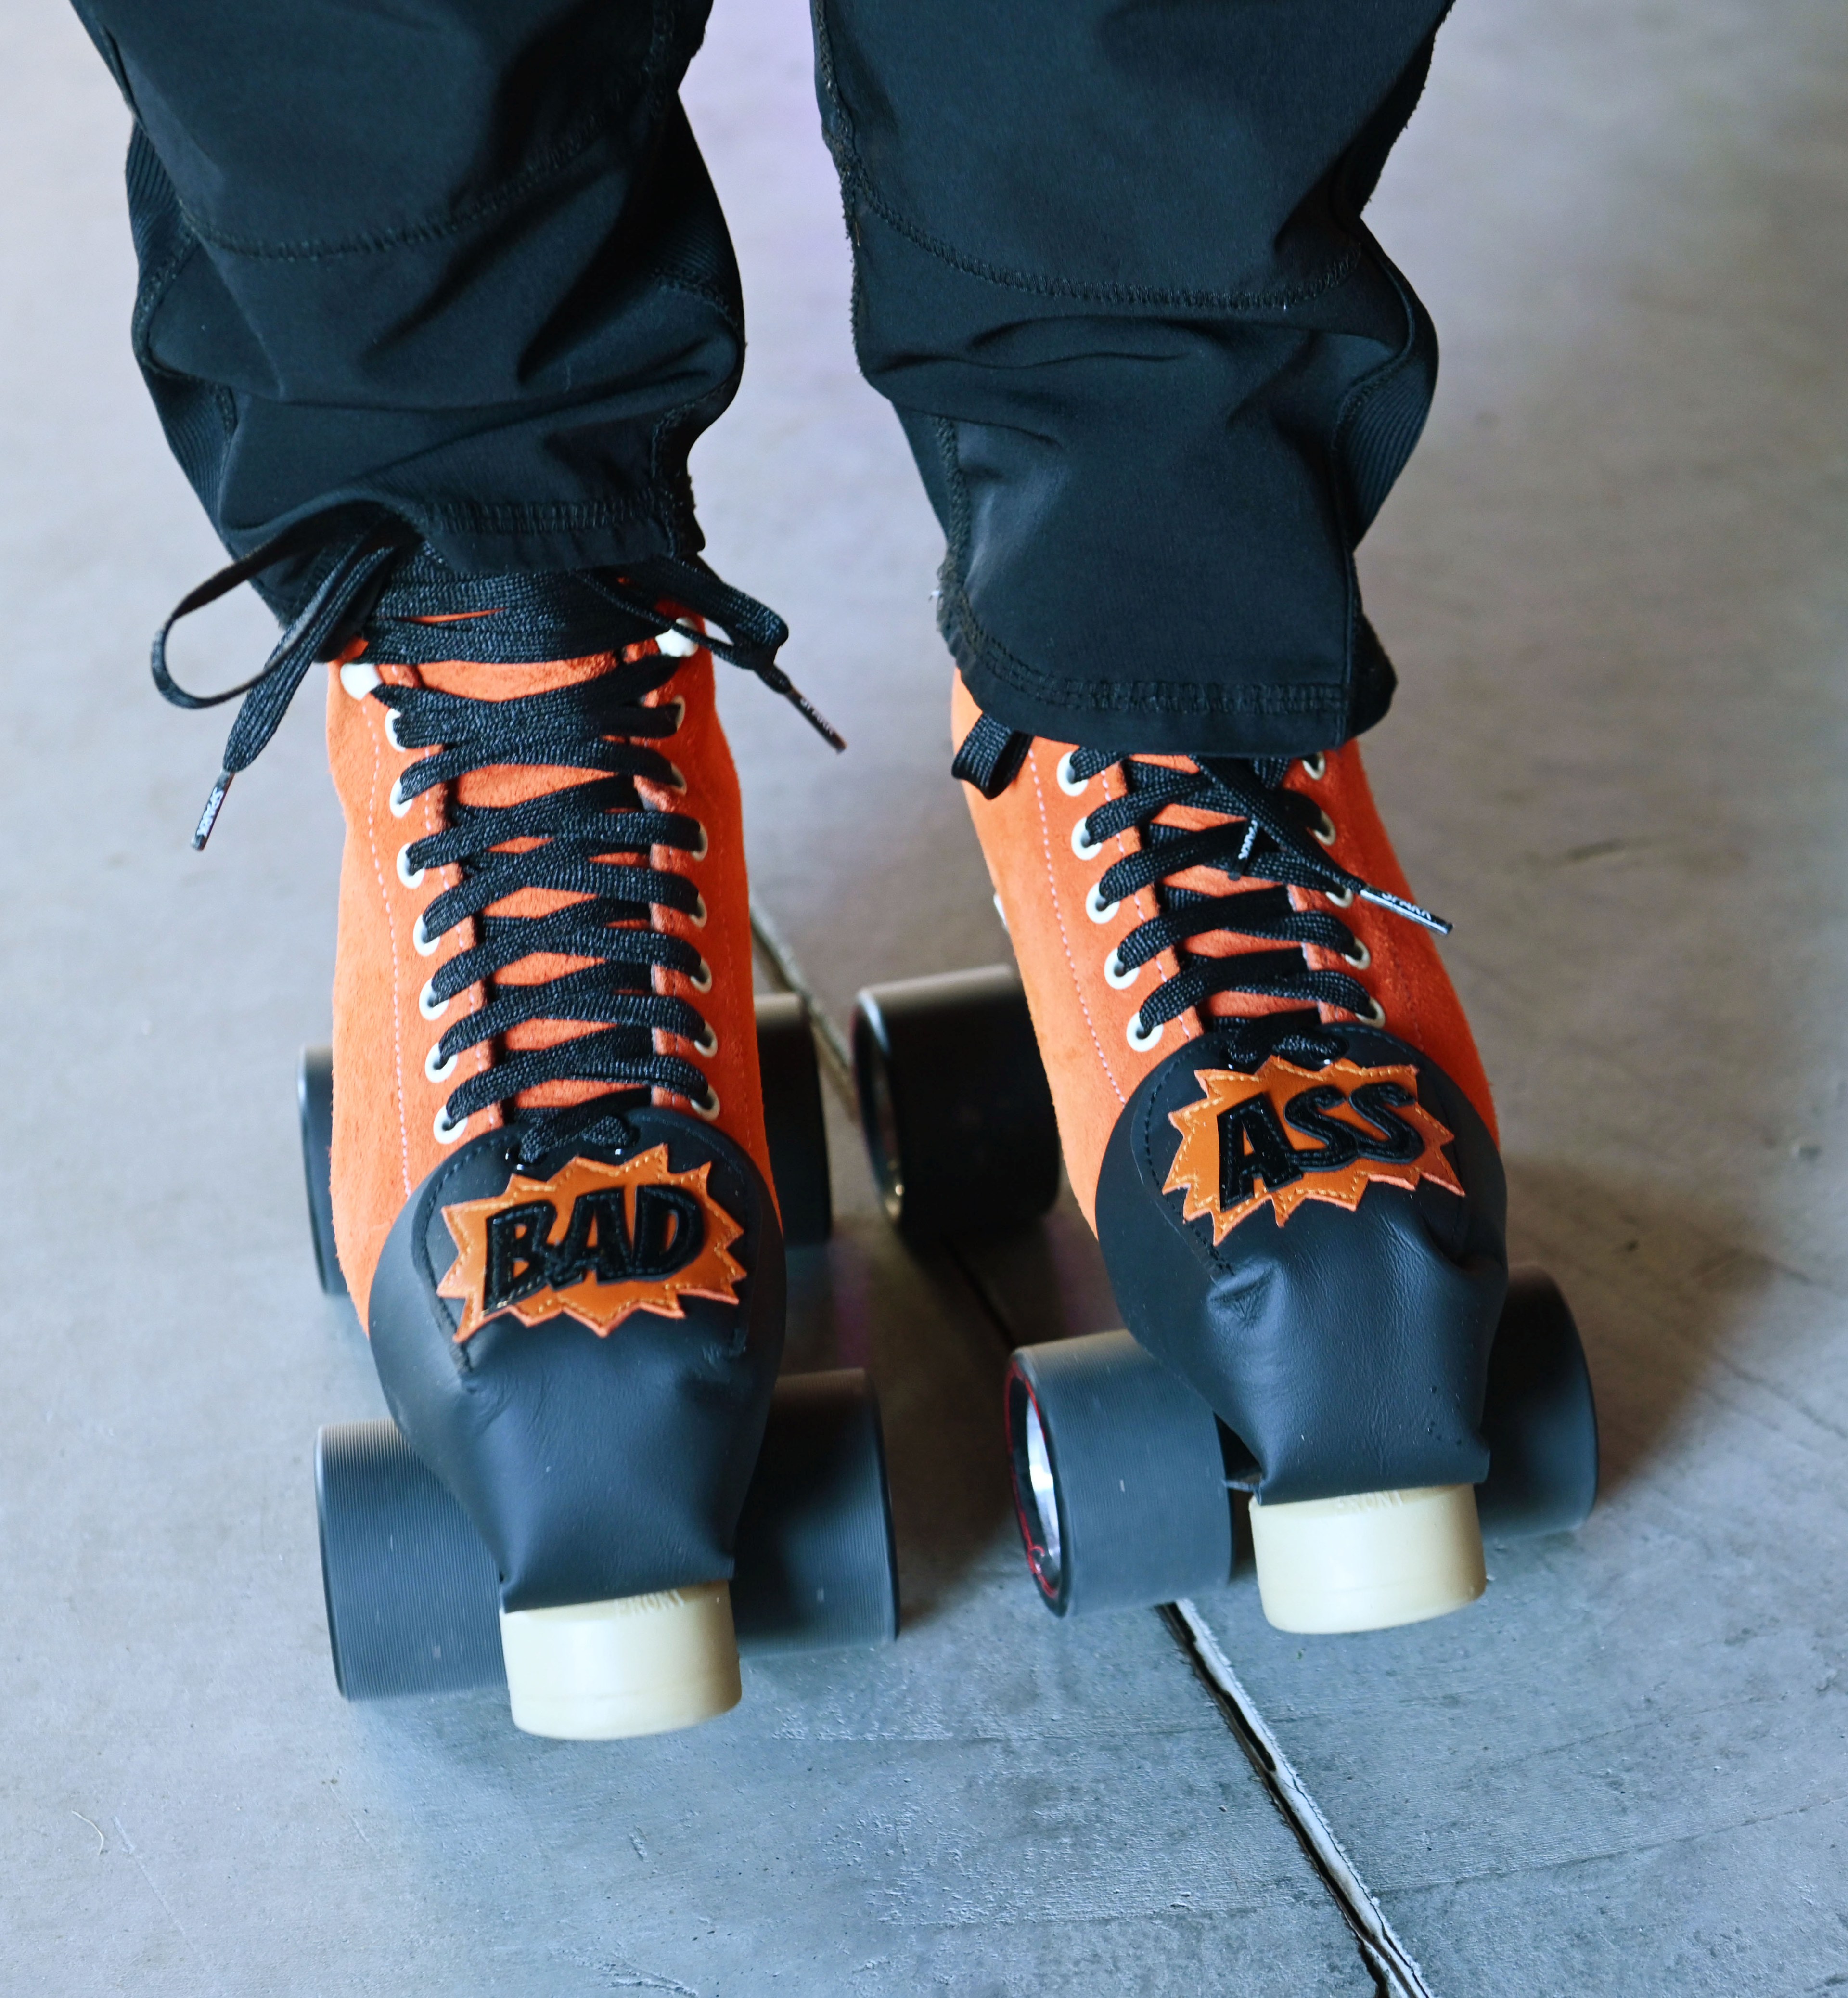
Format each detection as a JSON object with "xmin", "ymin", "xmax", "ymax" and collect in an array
[
  {"xmin": 315, "ymin": 1419, "xmax": 504, "ymax": 1699},
  {"xmin": 298, "ymin": 1045, "xmax": 346, "ymax": 1299},
  {"xmin": 754, "ymin": 992, "xmax": 832, "ymax": 1248},
  {"xmin": 1476, "ymin": 1265, "xmax": 1600, "ymax": 1539},
  {"xmin": 729, "ymin": 1368, "xmax": 899, "ymax": 1653},
  {"xmin": 1004, "ymin": 1331, "xmax": 1233, "ymax": 1617},
  {"xmin": 850, "ymin": 966, "xmax": 1060, "ymax": 1242},
  {"xmin": 316, "ymin": 1371, "xmax": 899, "ymax": 1701}
]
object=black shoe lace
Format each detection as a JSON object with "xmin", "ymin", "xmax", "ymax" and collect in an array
[
  {"xmin": 382, "ymin": 656, "xmax": 724, "ymax": 1158},
  {"xmin": 952, "ymin": 715, "xmax": 1448, "ymax": 1044},
  {"xmin": 149, "ymin": 514, "xmax": 842, "ymax": 849},
  {"xmin": 150, "ymin": 514, "xmax": 846, "ymax": 1161}
]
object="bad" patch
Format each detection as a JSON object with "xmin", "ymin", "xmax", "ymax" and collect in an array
[
  {"xmin": 438, "ymin": 1147, "xmax": 745, "ymax": 1341},
  {"xmin": 1164, "ymin": 1056, "xmax": 1462, "ymax": 1245}
]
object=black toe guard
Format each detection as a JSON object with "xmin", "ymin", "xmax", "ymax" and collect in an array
[
  {"xmin": 1094, "ymin": 1019, "xmax": 1506, "ymax": 1505},
  {"xmin": 366, "ymin": 1109, "xmax": 784, "ymax": 1613}
]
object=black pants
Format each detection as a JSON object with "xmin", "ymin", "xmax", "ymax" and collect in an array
[{"xmin": 74, "ymin": 0, "xmax": 1450, "ymax": 756}]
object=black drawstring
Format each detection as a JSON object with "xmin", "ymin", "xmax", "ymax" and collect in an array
[{"xmin": 151, "ymin": 523, "xmax": 839, "ymax": 851}]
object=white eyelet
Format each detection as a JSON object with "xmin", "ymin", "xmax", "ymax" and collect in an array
[
  {"xmin": 396, "ymin": 844, "xmax": 425, "ymax": 890},
  {"xmin": 689, "ymin": 958, "xmax": 713, "ymax": 993},
  {"xmin": 1104, "ymin": 947, "xmax": 1139, "ymax": 990},
  {"xmin": 687, "ymin": 820, "xmax": 708, "ymax": 861},
  {"xmin": 424, "ymin": 1040, "xmax": 458, "ymax": 1085},
  {"xmin": 433, "ymin": 1105, "xmax": 467, "ymax": 1145},
  {"xmin": 1071, "ymin": 817, "xmax": 1103, "ymax": 862},
  {"xmin": 1342, "ymin": 939, "xmax": 1371, "ymax": 970},
  {"xmin": 688, "ymin": 893, "xmax": 708, "ymax": 929},
  {"xmin": 692, "ymin": 1087, "xmax": 722, "ymax": 1121},
  {"xmin": 383, "ymin": 709, "xmax": 407, "ymax": 753},
  {"xmin": 655, "ymin": 627, "xmax": 699, "ymax": 658},
  {"xmin": 692, "ymin": 1024, "xmax": 719, "ymax": 1057},
  {"xmin": 339, "ymin": 662, "xmax": 382, "ymax": 700},
  {"xmin": 1126, "ymin": 1011, "xmax": 1164, "ymax": 1053},
  {"xmin": 664, "ymin": 762, "xmax": 687, "ymax": 793},
  {"xmin": 1357, "ymin": 997, "xmax": 1387, "ymax": 1029},
  {"xmin": 412, "ymin": 912, "xmax": 443, "ymax": 958},
  {"xmin": 1085, "ymin": 881, "xmax": 1120, "ymax": 925},
  {"xmin": 418, "ymin": 978, "xmax": 450, "ymax": 1021},
  {"xmin": 1056, "ymin": 750, "xmax": 1088, "ymax": 798},
  {"xmin": 1300, "ymin": 751, "xmax": 1327, "ymax": 782},
  {"xmin": 388, "ymin": 775, "xmax": 415, "ymax": 818},
  {"xmin": 1311, "ymin": 809, "xmax": 1338, "ymax": 849},
  {"xmin": 1325, "ymin": 884, "xmax": 1356, "ymax": 908}
]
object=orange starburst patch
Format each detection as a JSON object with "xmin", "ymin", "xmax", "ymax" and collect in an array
[
  {"xmin": 437, "ymin": 1146, "xmax": 745, "ymax": 1342},
  {"xmin": 1163, "ymin": 1056, "xmax": 1463, "ymax": 1246}
]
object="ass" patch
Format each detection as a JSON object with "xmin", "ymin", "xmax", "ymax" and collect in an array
[{"xmin": 1163, "ymin": 1056, "xmax": 1463, "ymax": 1244}]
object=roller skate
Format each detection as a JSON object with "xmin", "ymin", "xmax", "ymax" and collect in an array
[
  {"xmin": 851, "ymin": 676, "xmax": 1595, "ymax": 1635},
  {"xmin": 159, "ymin": 537, "xmax": 894, "ymax": 1736}
]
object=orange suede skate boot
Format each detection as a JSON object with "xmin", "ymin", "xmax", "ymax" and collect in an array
[
  {"xmin": 951, "ymin": 678, "xmax": 1505, "ymax": 1634},
  {"xmin": 159, "ymin": 534, "xmax": 839, "ymax": 1736}
]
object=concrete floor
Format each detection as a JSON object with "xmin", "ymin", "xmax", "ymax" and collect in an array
[{"xmin": 3, "ymin": 0, "xmax": 1847, "ymax": 1992}]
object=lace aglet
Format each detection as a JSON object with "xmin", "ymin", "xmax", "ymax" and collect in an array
[
  {"xmin": 1360, "ymin": 885, "xmax": 1451, "ymax": 936},
  {"xmin": 192, "ymin": 771, "xmax": 233, "ymax": 850},
  {"xmin": 795, "ymin": 692, "xmax": 847, "ymax": 753}
]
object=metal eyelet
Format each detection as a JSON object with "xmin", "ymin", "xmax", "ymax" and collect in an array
[
  {"xmin": 655, "ymin": 627, "xmax": 700, "ymax": 659},
  {"xmin": 383, "ymin": 709, "xmax": 407, "ymax": 753},
  {"xmin": 1071, "ymin": 817, "xmax": 1104, "ymax": 862},
  {"xmin": 1358, "ymin": 997, "xmax": 1386, "ymax": 1029},
  {"xmin": 1312, "ymin": 808, "xmax": 1338, "ymax": 848},
  {"xmin": 339, "ymin": 662, "xmax": 382, "ymax": 700},
  {"xmin": 1126, "ymin": 1010, "xmax": 1164, "ymax": 1053},
  {"xmin": 692, "ymin": 1086, "xmax": 722, "ymax": 1121},
  {"xmin": 660, "ymin": 697, "xmax": 687, "ymax": 731},
  {"xmin": 396, "ymin": 844, "xmax": 425, "ymax": 890},
  {"xmin": 424, "ymin": 1041, "xmax": 458, "ymax": 1085},
  {"xmin": 411, "ymin": 913, "xmax": 443, "ymax": 958},
  {"xmin": 433, "ymin": 1104, "xmax": 467, "ymax": 1145},
  {"xmin": 1325, "ymin": 884, "xmax": 1356, "ymax": 908},
  {"xmin": 1085, "ymin": 882, "xmax": 1120, "ymax": 925},
  {"xmin": 388, "ymin": 774, "xmax": 415, "ymax": 819},
  {"xmin": 664, "ymin": 762, "xmax": 688, "ymax": 793},
  {"xmin": 688, "ymin": 820, "xmax": 708, "ymax": 861},
  {"xmin": 689, "ymin": 958, "xmax": 713, "ymax": 993},
  {"xmin": 1300, "ymin": 751, "xmax": 1327, "ymax": 782},
  {"xmin": 1056, "ymin": 750, "xmax": 1088, "ymax": 798},
  {"xmin": 1342, "ymin": 939, "xmax": 1371, "ymax": 970},
  {"xmin": 418, "ymin": 979, "xmax": 450, "ymax": 1022},
  {"xmin": 692, "ymin": 1024, "xmax": 719, "ymax": 1057},
  {"xmin": 1104, "ymin": 947, "xmax": 1139, "ymax": 990},
  {"xmin": 688, "ymin": 893, "xmax": 708, "ymax": 929}
]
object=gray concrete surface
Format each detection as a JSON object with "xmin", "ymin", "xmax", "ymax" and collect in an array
[{"xmin": 4, "ymin": 0, "xmax": 1847, "ymax": 1992}]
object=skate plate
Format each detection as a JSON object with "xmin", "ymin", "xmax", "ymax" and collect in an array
[
  {"xmin": 317, "ymin": 1368, "xmax": 899, "ymax": 1702},
  {"xmin": 1004, "ymin": 1267, "xmax": 1597, "ymax": 1623}
]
